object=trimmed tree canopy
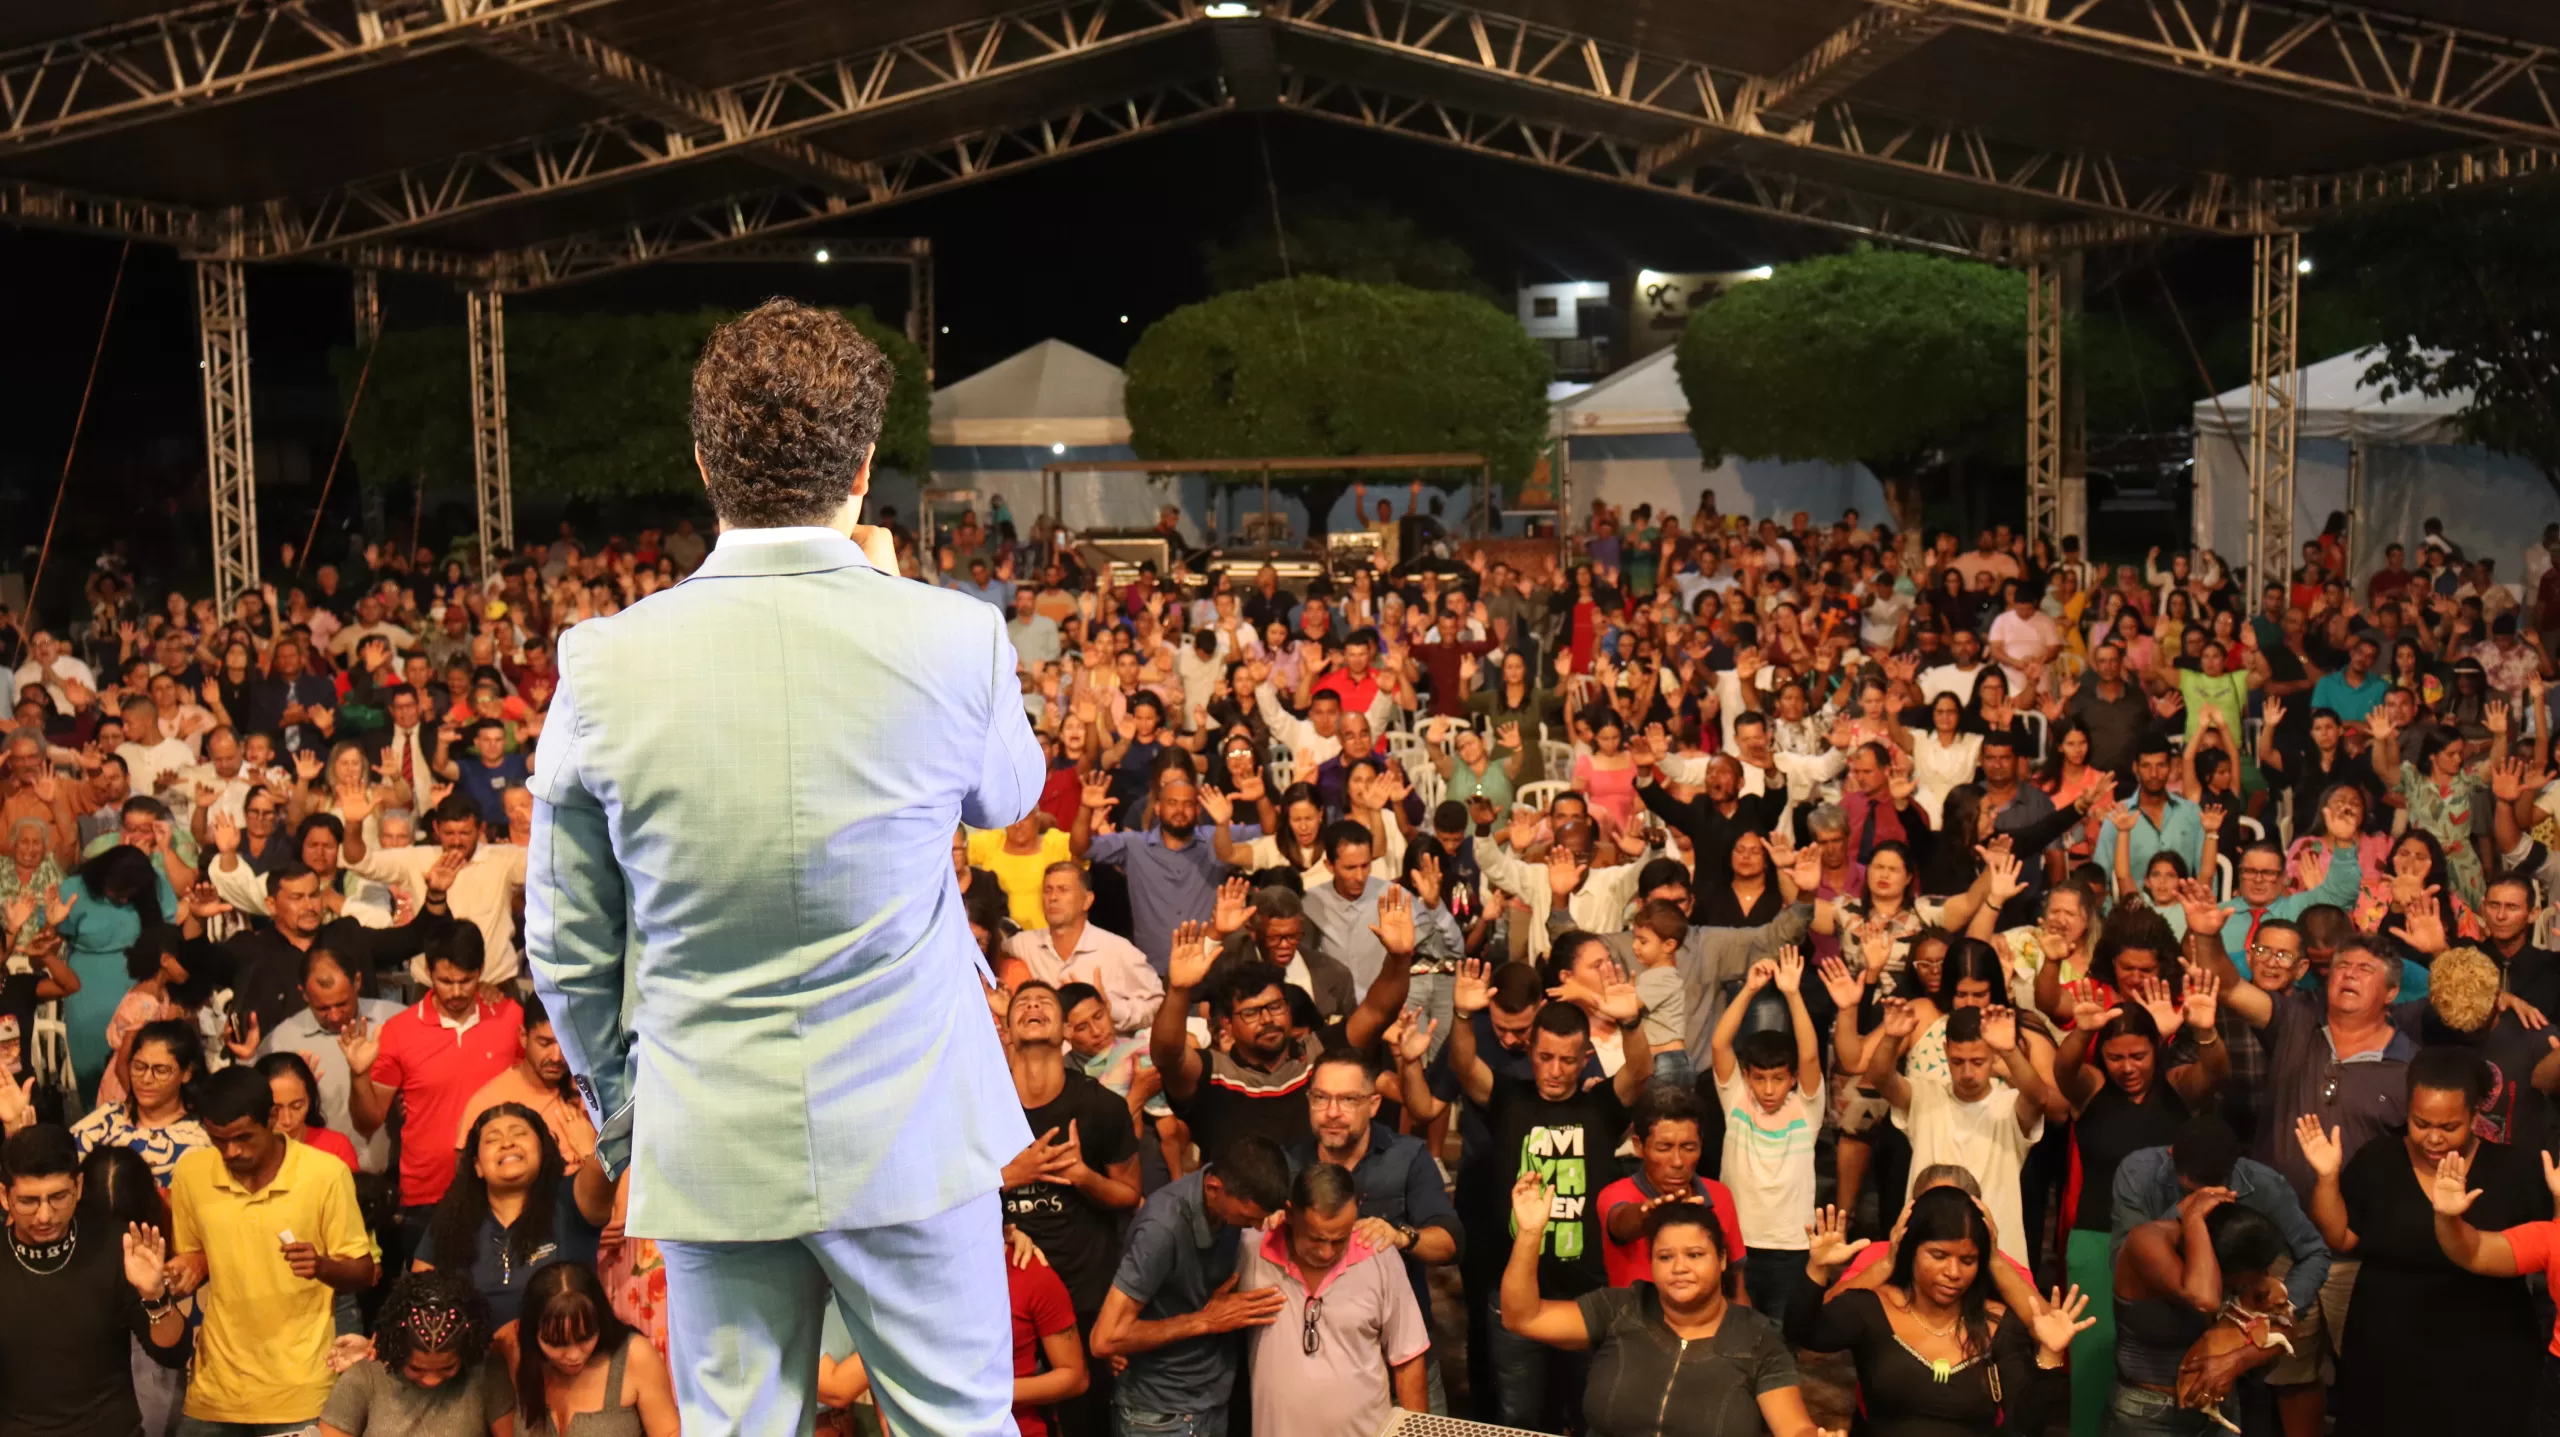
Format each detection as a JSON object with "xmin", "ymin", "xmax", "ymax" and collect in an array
[
  {"xmin": 1676, "ymin": 249, "xmax": 2027, "ymax": 481},
  {"xmin": 1123, "ymin": 275, "xmax": 1551, "ymax": 497},
  {"xmin": 332, "ymin": 305, "xmax": 930, "ymax": 500}
]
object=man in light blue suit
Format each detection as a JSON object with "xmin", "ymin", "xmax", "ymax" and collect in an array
[{"xmin": 527, "ymin": 300, "xmax": 1043, "ymax": 1436}]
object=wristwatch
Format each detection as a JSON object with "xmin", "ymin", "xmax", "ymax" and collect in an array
[{"xmin": 1396, "ymin": 1223, "xmax": 1420, "ymax": 1251}]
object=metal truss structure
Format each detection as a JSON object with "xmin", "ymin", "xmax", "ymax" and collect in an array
[
  {"xmin": 194, "ymin": 259, "xmax": 259, "ymax": 611},
  {"xmin": 352, "ymin": 266, "xmax": 379, "ymax": 346},
  {"xmin": 2246, "ymin": 230, "xmax": 2302, "ymax": 602},
  {"xmin": 8, "ymin": 0, "xmax": 2557, "ymax": 576},
  {"xmin": 1896, "ymin": 0, "xmax": 2560, "ymax": 148},
  {"xmin": 467, "ymin": 287, "xmax": 513, "ymax": 574},
  {"xmin": 2024, "ymin": 251, "xmax": 2065, "ymax": 553}
]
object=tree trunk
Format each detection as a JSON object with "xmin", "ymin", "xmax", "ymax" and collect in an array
[{"xmin": 1878, "ymin": 467, "xmax": 1926, "ymax": 539}]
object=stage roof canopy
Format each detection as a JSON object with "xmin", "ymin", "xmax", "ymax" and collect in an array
[{"xmin": 2, "ymin": 0, "xmax": 2553, "ymax": 288}]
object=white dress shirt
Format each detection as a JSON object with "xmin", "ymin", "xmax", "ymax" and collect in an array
[
  {"xmin": 1005, "ymin": 921, "xmax": 1164, "ymax": 1035},
  {"xmin": 1473, "ymin": 836, "xmax": 1657, "ymax": 959},
  {"xmin": 349, "ymin": 840, "xmax": 528, "ymax": 985}
]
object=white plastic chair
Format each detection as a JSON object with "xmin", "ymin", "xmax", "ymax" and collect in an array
[
  {"xmin": 1382, "ymin": 731, "xmax": 1431, "ymax": 775},
  {"xmin": 2235, "ymin": 815, "xmax": 2267, "ymax": 847},
  {"xmin": 2212, "ymin": 853, "xmax": 2236, "ymax": 902},
  {"xmin": 1540, "ymin": 740, "xmax": 1577, "ymax": 783},
  {"xmin": 1266, "ymin": 756, "xmax": 1297, "ymax": 791},
  {"xmin": 1515, "ymin": 779, "xmax": 1569, "ymax": 813},
  {"xmin": 30, "ymin": 1003, "xmax": 71, "ymax": 1101}
]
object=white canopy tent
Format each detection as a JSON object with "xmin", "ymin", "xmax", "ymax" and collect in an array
[
  {"xmin": 887, "ymin": 338, "xmax": 1202, "ymax": 539},
  {"xmin": 2191, "ymin": 348, "xmax": 2558, "ymax": 583},
  {"xmin": 1553, "ymin": 347, "xmax": 1889, "ymax": 526}
]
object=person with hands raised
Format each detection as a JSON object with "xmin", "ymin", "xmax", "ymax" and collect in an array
[
  {"xmin": 1150, "ymin": 884, "xmax": 1415, "ymax": 1156},
  {"xmin": 1863, "ymin": 992, "xmax": 2051, "ymax": 1270},
  {"xmin": 1442, "ymin": 934, "xmax": 1651, "ymax": 1427},
  {"xmin": 1709, "ymin": 948, "xmax": 1826, "ymax": 1314},
  {"xmin": 2298, "ymin": 1047, "xmax": 2545, "ymax": 1437},
  {"xmin": 0, "ymin": 1122, "xmax": 191, "ymax": 1435},
  {"xmin": 1784, "ymin": 1185, "xmax": 2085, "ymax": 1437},
  {"xmin": 1503, "ymin": 1168, "xmax": 1827, "ymax": 1437}
]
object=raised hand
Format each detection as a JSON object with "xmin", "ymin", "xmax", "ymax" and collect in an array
[
  {"xmin": 2128, "ymin": 974, "xmax": 2181, "ymax": 1039},
  {"xmin": 1078, "ymin": 771, "xmax": 1116, "ymax": 811},
  {"xmin": 1981, "ymin": 848, "xmax": 2027, "ymax": 903},
  {"xmin": 2294, "ymin": 1114, "xmax": 2342, "ymax": 1179},
  {"xmin": 2181, "ymin": 966, "xmax": 2221, "ymax": 1031},
  {"xmin": 2400, "ymin": 889, "xmax": 2450, "ymax": 954},
  {"xmin": 1409, "ymin": 851, "xmax": 1444, "ymax": 909},
  {"xmin": 2175, "ymin": 878, "xmax": 2232, "ymax": 939},
  {"xmin": 210, "ymin": 809, "xmax": 241, "ymax": 856},
  {"xmin": 1393, "ymin": 1009, "xmax": 1438, "ymax": 1065},
  {"xmin": 2259, "ymin": 697, "xmax": 2286, "ymax": 734},
  {"xmin": 1544, "ymin": 846, "xmax": 1587, "ymax": 901},
  {"xmin": 1196, "ymin": 783, "xmax": 1234, "ymax": 826},
  {"xmin": 336, "ymin": 1014, "xmax": 379, "ymax": 1076},
  {"xmin": 1979, "ymin": 1004, "xmax": 2019, "ymax": 1054},
  {"xmin": 293, "ymin": 748, "xmax": 324, "ymax": 783},
  {"xmin": 1510, "ymin": 1171, "xmax": 1555, "ymax": 1235},
  {"xmin": 2486, "ymin": 700, "xmax": 2511, "ymax": 737},
  {"xmin": 1370, "ymin": 884, "xmax": 1418, "ymax": 957},
  {"xmin": 1878, "ymin": 995, "xmax": 1918, "ymax": 1040},
  {"xmin": 41, "ymin": 886, "xmax": 73, "ymax": 929},
  {"xmin": 1790, "ymin": 843, "xmax": 1824, "ymax": 894},
  {"xmin": 1773, "ymin": 946, "xmax": 1806, "ymax": 995},
  {"xmin": 1803, "ymin": 1203, "xmax": 1869, "ymax": 1272},
  {"xmin": 1167, "ymin": 920, "xmax": 1218, "ymax": 991},
  {"xmin": 1818, "ymin": 955, "xmax": 1866, "ymax": 1010},
  {"xmin": 2029, "ymin": 1286, "xmax": 2097, "ymax": 1357},
  {"xmin": 1212, "ymin": 876, "xmax": 1252, "ymax": 937},
  {"xmin": 1859, "ymin": 921, "xmax": 1895, "ymax": 977},
  {"xmin": 2430, "ymin": 1146, "xmax": 2483, "ymax": 1217},
  {"xmin": 1453, "ymin": 957, "xmax": 1494, "ymax": 1015},
  {"xmin": 1741, "ymin": 959, "xmax": 1776, "ymax": 995}
]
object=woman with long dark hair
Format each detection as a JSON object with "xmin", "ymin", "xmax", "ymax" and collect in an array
[
  {"xmin": 81, "ymin": 1143, "xmax": 189, "ymax": 1437},
  {"xmin": 69, "ymin": 1018, "xmax": 207, "ymax": 1183},
  {"xmin": 1501, "ymin": 1178, "xmax": 1819, "ymax": 1437},
  {"xmin": 414, "ymin": 1103, "xmax": 614, "ymax": 1327},
  {"xmin": 512, "ymin": 1261, "xmax": 680, "ymax": 1436},
  {"xmin": 259, "ymin": 1050, "xmax": 359, "ymax": 1172},
  {"xmin": 1789, "ymin": 1189, "xmax": 2089, "ymax": 1435},
  {"xmin": 2053, "ymin": 982, "xmax": 2228, "ymax": 1435},
  {"xmin": 53, "ymin": 844, "xmax": 176, "ymax": 1108}
]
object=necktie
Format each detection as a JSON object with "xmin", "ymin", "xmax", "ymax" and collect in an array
[
  {"xmin": 1857, "ymin": 799, "xmax": 1880, "ymax": 863},
  {"xmin": 399, "ymin": 731, "xmax": 416, "ymax": 791}
]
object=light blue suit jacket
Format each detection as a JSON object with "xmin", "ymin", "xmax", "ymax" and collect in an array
[{"xmin": 526, "ymin": 530, "xmax": 1043, "ymax": 1241}]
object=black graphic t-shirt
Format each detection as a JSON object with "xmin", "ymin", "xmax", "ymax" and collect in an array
[
  {"xmin": 1005, "ymin": 1068, "xmax": 1141, "ymax": 1313},
  {"xmin": 1488, "ymin": 1072, "xmax": 1631, "ymax": 1300}
]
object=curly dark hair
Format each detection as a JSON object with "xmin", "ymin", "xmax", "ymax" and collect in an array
[
  {"xmin": 428, "ymin": 1103, "xmax": 562, "ymax": 1282},
  {"xmin": 689, "ymin": 298, "xmax": 892, "ymax": 528},
  {"xmin": 374, "ymin": 1268, "xmax": 493, "ymax": 1382}
]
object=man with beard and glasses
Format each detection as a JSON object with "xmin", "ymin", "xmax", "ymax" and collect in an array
[
  {"xmin": 1074, "ymin": 765, "xmax": 1254, "ymax": 974},
  {"xmin": 1287, "ymin": 1047, "xmax": 1461, "ymax": 1412},
  {"xmin": 1152, "ymin": 887, "xmax": 1419, "ymax": 1157},
  {"xmin": 0, "ymin": 1123, "xmax": 188, "ymax": 1436},
  {"xmin": 998, "ymin": 979, "xmax": 1140, "ymax": 1437},
  {"xmin": 459, "ymin": 994, "xmax": 597, "ymax": 1175}
]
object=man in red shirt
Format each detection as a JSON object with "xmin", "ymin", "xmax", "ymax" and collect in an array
[
  {"xmin": 1594, "ymin": 1086, "xmax": 1747, "ymax": 1296},
  {"xmin": 340, "ymin": 926, "xmax": 521, "ymax": 1267}
]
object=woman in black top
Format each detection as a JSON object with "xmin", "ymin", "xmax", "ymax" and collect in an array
[
  {"xmin": 1499, "ymin": 1175, "xmax": 1820, "ymax": 1437},
  {"xmin": 1697, "ymin": 831, "xmax": 1785, "ymax": 929},
  {"xmin": 2298, "ymin": 1047, "xmax": 2546, "ymax": 1437},
  {"xmin": 1789, "ymin": 1188, "xmax": 2090, "ymax": 1437},
  {"xmin": 2052, "ymin": 986, "xmax": 2228, "ymax": 1437}
]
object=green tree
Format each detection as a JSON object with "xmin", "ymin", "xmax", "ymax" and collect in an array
[
  {"xmin": 1676, "ymin": 249, "xmax": 2029, "ymax": 532},
  {"xmin": 334, "ymin": 305, "xmax": 930, "ymax": 510},
  {"xmin": 1202, "ymin": 202, "xmax": 1489, "ymax": 298},
  {"xmin": 2320, "ymin": 175, "xmax": 2560, "ymax": 489},
  {"xmin": 1124, "ymin": 276, "xmax": 1550, "ymax": 535}
]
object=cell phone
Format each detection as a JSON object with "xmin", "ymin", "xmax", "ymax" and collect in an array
[{"xmin": 227, "ymin": 1009, "xmax": 251, "ymax": 1044}]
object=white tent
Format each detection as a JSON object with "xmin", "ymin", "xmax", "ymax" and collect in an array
[
  {"xmin": 1553, "ymin": 346, "xmax": 1889, "ymax": 525},
  {"xmin": 888, "ymin": 339, "xmax": 1200, "ymax": 539},
  {"xmin": 2190, "ymin": 347, "xmax": 2555, "ymax": 582}
]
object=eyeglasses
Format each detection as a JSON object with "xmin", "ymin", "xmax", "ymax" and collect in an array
[
  {"xmin": 128, "ymin": 1061, "xmax": 181, "ymax": 1082},
  {"xmin": 1302, "ymin": 1295, "xmax": 1325, "ymax": 1355},
  {"xmin": 2321, "ymin": 1059, "xmax": 2341, "ymax": 1106},
  {"xmin": 2238, "ymin": 866, "xmax": 2284, "ymax": 880},
  {"xmin": 1307, "ymin": 1091, "xmax": 1371, "ymax": 1111},
  {"xmin": 1230, "ymin": 997, "xmax": 1289, "ymax": 1024}
]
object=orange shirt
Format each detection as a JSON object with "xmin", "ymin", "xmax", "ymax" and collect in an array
[{"xmin": 460, "ymin": 1062, "xmax": 597, "ymax": 1174}]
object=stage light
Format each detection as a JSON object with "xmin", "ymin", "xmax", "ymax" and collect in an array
[
  {"xmin": 941, "ymin": 325, "xmax": 951, "ymax": 334},
  {"xmin": 1052, "ymin": 443, "xmax": 1068, "ymax": 455},
  {"xmin": 814, "ymin": 248, "xmax": 831, "ymax": 264},
  {"xmin": 1741, "ymin": 265, "xmax": 1775, "ymax": 279},
  {"xmin": 2296, "ymin": 256, "xmax": 2314, "ymax": 275},
  {"xmin": 1120, "ymin": 314, "xmax": 1130, "ymax": 323},
  {"xmin": 1205, "ymin": 2, "xmax": 1259, "ymax": 15}
]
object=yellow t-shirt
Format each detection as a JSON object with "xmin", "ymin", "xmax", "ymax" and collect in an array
[
  {"xmin": 967, "ymin": 826, "xmax": 1074, "ymax": 930},
  {"xmin": 171, "ymin": 1140, "xmax": 372, "ymax": 1424}
]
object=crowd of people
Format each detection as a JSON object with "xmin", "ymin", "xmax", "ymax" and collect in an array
[{"xmin": 6, "ymin": 489, "xmax": 2560, "ymax": 1437}]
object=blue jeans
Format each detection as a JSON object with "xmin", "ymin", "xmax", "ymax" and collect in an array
[
  {"xmin": 2108, "ymin": 1384, "xmax": 2229, "ymax": 1436},
  {"xmin": 1112, "ymin": 1408, "xmax": 1228, "ymax": 1437},
  {"xmin": 1406, "ymin": 970, "xmax": 1455, "ymax": 1065},
  {"xmin": 1486, "ymin": 1309, "xmax": 1587, "ymax": 1430},
  {"xmin": 1649, "ymin": 1047, "xmax": 1695, "ymax": 1090}
]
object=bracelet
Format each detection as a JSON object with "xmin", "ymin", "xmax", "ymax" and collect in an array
[{"xmin": 2191, "ymin": 1028, "xmax": 2221, "ymax": 1046}]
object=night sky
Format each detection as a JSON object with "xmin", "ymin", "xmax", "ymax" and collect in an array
[{"xmin": 0, "ymin": 109, "xmax": 2268, "ymax": 588}]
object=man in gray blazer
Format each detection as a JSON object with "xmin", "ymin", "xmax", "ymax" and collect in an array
[{"xmin": 527, "ymin": 300, "xmax": 1044, "ymax": 1436}]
